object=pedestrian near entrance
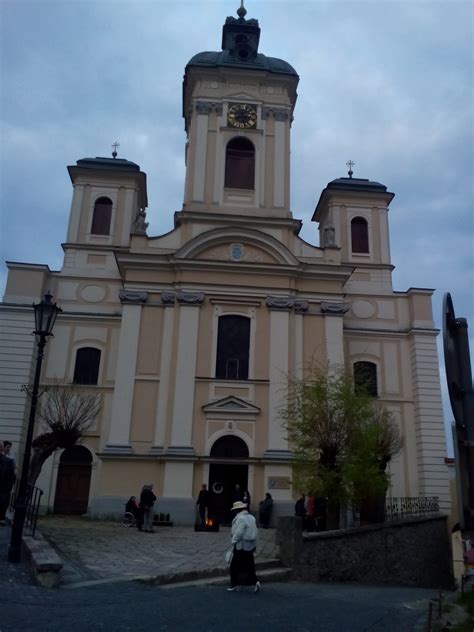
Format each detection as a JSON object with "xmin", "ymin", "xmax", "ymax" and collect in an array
[
  {"xmin": 242, "ymin": 489, "xmax": 251, "ymax": 512},
  {"xmin": 258, "ymin": 492, "xmax": 273, "ymax": 528},
  {"xmin": 0, "ymin": 441, "xmax": 16, "ymax": 525},
  {"xmin": 196, "ymin": 484, "xmax": 211, "ymax": 525},
  {"xmin": 140, "ymin": 484, "xmax": 157, "ymax": 533},
  {"xmin": 227, "ymin": 500, "xmax": 260, "ymax": 593}
]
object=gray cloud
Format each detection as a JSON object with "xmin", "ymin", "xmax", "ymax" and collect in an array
[{"xmin": 1, "ymin": 0, "xmax": 473, "ymax": 452}]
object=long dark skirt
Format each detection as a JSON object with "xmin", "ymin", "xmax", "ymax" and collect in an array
[{"xmin": 229, "ymin": 549, "xmax": 258, "ymax": 587}]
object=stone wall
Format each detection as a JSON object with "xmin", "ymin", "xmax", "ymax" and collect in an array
[{"xmin": 277, "ymin": 515, "xmax": 454, "ymax": 589}]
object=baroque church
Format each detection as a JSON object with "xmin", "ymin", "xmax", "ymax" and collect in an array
[{"xmin": 1, "ymin": 5, "xmax": 450, "ymax": 522}]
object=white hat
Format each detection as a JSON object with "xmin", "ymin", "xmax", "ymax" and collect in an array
[{"xmin": 231, "ymin": 501, "xmax": 247, "ymax": 511}]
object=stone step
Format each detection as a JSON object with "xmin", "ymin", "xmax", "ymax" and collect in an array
[{"xmin": 159, "ymin": 567, "xmax": 292, "ymax": 589}]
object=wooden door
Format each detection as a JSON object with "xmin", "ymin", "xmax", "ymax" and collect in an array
[{"xmin": 54, "ymin": 462, "xmax": 91, "ymax": 514}]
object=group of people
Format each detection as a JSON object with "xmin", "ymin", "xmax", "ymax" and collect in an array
[
  {"xmin": 295, "ymin": 492, "xmax": 327, "ymax": 532},
  {"xmin": 195, "ymin": 483, "xmax": 273, "ymax": 530},
  {"xmin": 126, "ymin": 483, "xmax": 157, "ymax": 533},
  {"xmin": 0, "ymin": 441, "xmax": 16, "ymax": 526}
]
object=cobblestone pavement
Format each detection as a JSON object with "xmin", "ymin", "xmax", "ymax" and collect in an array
[{"xmin": 37, "ymin": 516, "xmax": 278, "ymax": 586}]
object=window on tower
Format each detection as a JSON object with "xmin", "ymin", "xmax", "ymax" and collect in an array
[
  {"xmin": 351, "ymin": 217, "xmax": 369, "ymax": 253},
  {"xmin": 224, "ymin": 137, "xmax": 255, "ymax": 190},
  {"xmin": 91, "ymin": 197, "xmax": 112, "ymax": 235},
  {"xmin": 73, "ymin": 347, "xmax": 101, "ymax": 385},
  {"xmin": 215, "ymin": 315, "xmax": 250, "ymax": 380}
]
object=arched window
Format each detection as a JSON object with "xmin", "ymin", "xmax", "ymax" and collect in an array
[
  {"xmin": 354, "ymin": 361, "xmax": 378, "ymax": 397},
  {"xmin": 351, "ymin": 217, "xmax": 369, "ymax": 253},
  {"xmin": 91, "ymin": 197, "xmax": 112, "ymax": 235},
  {"xmin": 210, "ymin": 435, "xmax": 249, "ymax": 458},
  {"xmin": 73, "ymin": 347, "xmax": 101, "ymax": 385},
  {"xmin": 216, "ymin": 315, "xmax": 250, "ymax": 380},
  {"xmin": 224, "ymin": 137, "xmax": 255, "ymax": 190}
]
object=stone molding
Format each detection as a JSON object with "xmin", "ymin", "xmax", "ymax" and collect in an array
[
  {"xmin": 119, "ymin": 289, "xmax": 148, "ymax": 304},
  {"xmin": 149, "ymin": 445, "xmax": 164, "ymax": 456},
  {"xmin": 176, "ymin": 291, "xmax": 205, "ymax": 305},
  {"xmin": 261, "ymin": 107, "xmax": 290, "ymax": 121},
  {"xmin": 161, "ymin": 292, "xmax": 176, "ymax": 306},
  {"xmin": 263, "ymin": 449, "xmax": 293, "ymax": 461},
  {"xmin": 195, "ymin": 101, "xmax": 223, "ymax": 115},
  {"xmin": 320, "ymin": 301, "xmax": 349, "ymax": 315},
  {"xmin": 103, "ymin": 443, "xmax": 133, "ymax": 454},
  {"xmin": 165, "ymin": 446, "xmax": 196, "ymax": 457},
  {"xmin": 266, "ymin": 297, "xmax": 308, "ymax": 313}
]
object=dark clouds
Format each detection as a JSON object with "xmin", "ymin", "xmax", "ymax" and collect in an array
[{"xmin": 1, "ymin": 0, "xmax": 473, "ymax": 451}]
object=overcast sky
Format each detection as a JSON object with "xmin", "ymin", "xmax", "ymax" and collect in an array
[{"xmin": 1, "ymin": 0, "xmax": 473, "ymax": 452}]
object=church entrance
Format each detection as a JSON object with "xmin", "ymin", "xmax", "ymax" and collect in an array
[
  {"xmin": 54, "ymin": 445, "xmax": 92, "ymax": 514},
  {"xmin": 208, "ymin": 435, "xmax": 249, "ymax": 525}
]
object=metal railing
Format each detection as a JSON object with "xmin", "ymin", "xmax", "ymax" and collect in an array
[
  {"xmin": 385, "ymin": 496, "xmax": 439, "ymax": 521},
  {"xmin": 9, "ymin": 480, "xmax": 44, "ymax": 538}
]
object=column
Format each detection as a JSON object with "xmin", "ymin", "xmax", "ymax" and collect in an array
[
  {"xmin": 167, "ymin": 291, "xmax": 204, "ymax": 456},
  {"xmin": 104, "ymin": 290, "xmax": 147, "ymax": 453},
  {"xmin": 150, "ymin": 292, "xmax": 176, "ymax": 455}
]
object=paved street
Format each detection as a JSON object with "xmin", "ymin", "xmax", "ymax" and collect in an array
[
  {"xmin": 0, "ymin": 522, "xmax": 440, "ymax": 631},
  {"xmin": 37, "ymin": 515, "xmax": 278, "ymax": 586}
]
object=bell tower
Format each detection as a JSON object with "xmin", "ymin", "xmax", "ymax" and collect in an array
[{"xmin": 181, "ymin": 4, "xmax": 299, "ymax": 219}]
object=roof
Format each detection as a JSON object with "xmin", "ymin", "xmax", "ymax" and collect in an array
[
  {"xmin": 313, "ymin": 177, "xmax": 395, "ymax": 221},
  {"xmin": 72, "ymin": 157, "xmax": 141, "ymax": 172},
  {"xmin": 186, "ymin": 50, "xmax": 298, "ymax": 76}
]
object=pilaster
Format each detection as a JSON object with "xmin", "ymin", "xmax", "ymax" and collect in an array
[
  {"xmin": 104, "ymin": 290, "xmax": 147, "ymax": 453},
  {"xmin": 321, "ymin": 301, "xmax": 349, "ymax": 370},
  {"xmin": 167, "ymin": 291, "xmax": 205, "ymax": 454}
]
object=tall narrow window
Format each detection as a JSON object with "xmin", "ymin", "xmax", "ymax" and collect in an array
[
  {"xmin": 351, "ymin": 217, "xmax": 369, "ymax": 253},
  {"xmin": 224, "ymin": 137, "xmax": 255, "ymax": 190},
  {"xmin": 216, "ymin": 315, "xmax": 250, "ymax": 380},
  {"xmin": 91, "ymin": 197, "xmax": 112, "ymax": 235},
  {"xmin": 73, "ymin": 347, "xmax": 101, "ymax": 385},
  {"xmin": 354, "ymin": 361, "xmax": 378, "ymax": 397}
]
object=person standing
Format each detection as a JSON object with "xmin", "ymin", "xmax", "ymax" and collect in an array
[
  {"xmin": 0, "ymin": 441, "xmax": 16, "ymax": 525},
  {"xmin": 242, "ymin": 490, "xmax": 251, "ymax": 512},
  {"xmin": 258, "ymin": 493, "xmax": 273, "ymax": 529},
  {"xmin": 140, "ymin": 484, "xmax": 157, "ymax": 533},
  {"xmin": 305, "ymin": 492, "xmax": 316, "ymax": 532},
  {"xmin": 196, "ymin": 483, "xmax": 211, "ymax": 525},
  {"xmin": 3, "ymin": 441, "xmax": 16, "ymax": 474},
  {"xmin": 295, "ymin": 493, "xmax": 306, "ymax": 526},
  {"xmin": 232, "ymin": 484, "xmax": 243, "ymax": 504},
  {"xmin": 227, "ymin": 500, "xmax": 260, "ymax": 593}
]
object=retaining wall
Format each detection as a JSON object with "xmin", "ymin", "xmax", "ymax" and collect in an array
[{"xmin": 277, "ymin": 515, "xmax": 454, "ymax": 589}]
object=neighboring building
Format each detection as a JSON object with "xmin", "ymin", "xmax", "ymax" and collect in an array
[{"xmin": 0, "ymin": 6, "xmax": 450, "ymax": 522}]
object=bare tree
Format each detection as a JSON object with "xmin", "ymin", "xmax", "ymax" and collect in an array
[{"xmin": 29, "ymin": 383, "xmax": 101, "ymax": 485}]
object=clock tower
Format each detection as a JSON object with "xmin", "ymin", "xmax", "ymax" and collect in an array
[{"xmin": 181, "ymin": 4, "xmax": 299, "ymax": 219}]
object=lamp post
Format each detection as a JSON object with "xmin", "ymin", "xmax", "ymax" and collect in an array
[{"xmin": 8, "ymin": 292, "xmax": 62, "ymax": 563}]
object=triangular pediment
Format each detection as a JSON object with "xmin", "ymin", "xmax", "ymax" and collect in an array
[
  {"xmin": 226, "ymin": 91, "xmax": 258, "ymax": 102},
  {"xmin": 202, "ymin": 395, "xmax": 261, "ymax": 415}
]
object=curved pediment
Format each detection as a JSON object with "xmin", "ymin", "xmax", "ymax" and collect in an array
[{"xmin": 175, "ymin": 227, "xmax": 299, "ymax": 266}]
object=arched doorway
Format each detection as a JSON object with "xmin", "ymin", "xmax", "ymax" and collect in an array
[
  {"xmin": 208, "ymin": 435, "xmax": 249, "ymax": 525},
  {"xmin": 54, "ymin": 445, "xmax": 92, "ymax": 514}
]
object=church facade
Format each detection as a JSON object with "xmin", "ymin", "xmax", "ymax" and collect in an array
[{"xmin": 0, "ymin": 7, "xmax": 450, "ymax": 522}]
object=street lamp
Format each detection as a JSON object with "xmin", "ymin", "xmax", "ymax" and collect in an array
[{"xmin": 8, "ymin": 292, "xmax": 62, "ymax": 563}]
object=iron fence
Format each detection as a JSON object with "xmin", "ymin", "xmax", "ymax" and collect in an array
[
  {"xmin": 9, "ymin": 480, "xmax": 43, "ymax": 538},
  {"xmin": 385, "ymin": 496, "xmax": 439, "ymax": 521}
]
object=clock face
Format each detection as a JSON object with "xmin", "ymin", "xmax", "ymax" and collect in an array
[{"xmin": 227, "ymin": 103, "xmax": 257, "ymax": 129}]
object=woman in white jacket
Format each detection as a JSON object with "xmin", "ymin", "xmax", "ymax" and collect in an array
[{"xmin": 228, "ymin": 501, "xmax": 260, "ymax": 592}]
